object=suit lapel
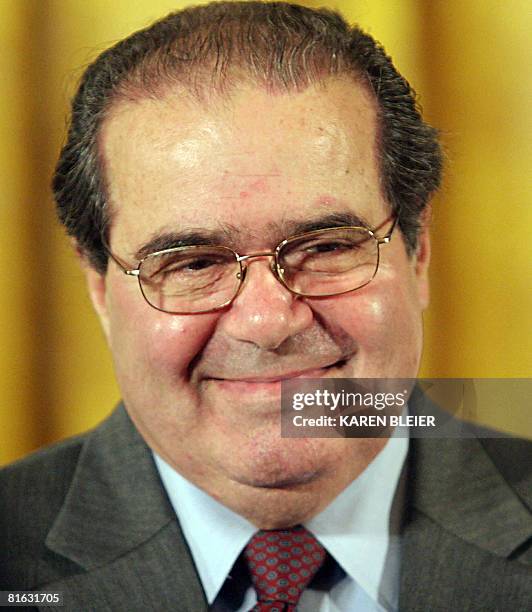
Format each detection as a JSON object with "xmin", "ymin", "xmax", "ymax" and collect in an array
[
  {"xmin": 42, "ymin": 522, "xmax": 207, "ymax": 611},
  {"xmin": 43, "ymin": 405, "xmax": 208, "ymax": 611},
  {"xmin": 408, "ymin": 435, "xmax": 531, "ymax": 557},
  {"xmin": 400, "ymin": 424, "xmax": 532, "ymax": 610}
]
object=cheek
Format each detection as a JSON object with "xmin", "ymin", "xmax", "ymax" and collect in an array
[
  {"xmin": 143, "ymin": 317, "xmax": 214, "ymax": 375},
  {"xmin": 106, "ymin": 282, "xmax": 220, "ymax": 379},
  {"xmin": 309, "ymin": 275, "xmax": 422, "ymax": 350},
  {"xmin": 308, "ymin": 289, "xmax": 388, "ymax": 338}
]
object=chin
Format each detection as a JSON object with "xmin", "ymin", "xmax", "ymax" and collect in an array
[
  {"xmin": 227, "ymin": 467, "xmax": 329, "ymax": 528},
  {"xmin": 223, "ymin": 435, "xmax": 328, "ymax": 486}
]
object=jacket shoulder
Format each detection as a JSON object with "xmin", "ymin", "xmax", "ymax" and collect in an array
[{"xmin": 0, "ymin": 434, "xmax": 88, "ymax": 589}]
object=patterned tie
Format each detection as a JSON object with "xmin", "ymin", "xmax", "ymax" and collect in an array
[{"xmin": 244, "ymin": 525, "xmax": 326, "ymax": 611}]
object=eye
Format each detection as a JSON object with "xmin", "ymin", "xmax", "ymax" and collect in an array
[
  {"xmin": 286, "ymin": 237, "xmax": 360, "ymax": 265},
  {"xmin": 156, "ymin": 254, "xmax": 227, "ymax": 277},
  {"xmin": 304, "ymin": 239, "xmax": 355, "ymax": 254},
  {"xmin": 164, "ymin": 256, "xmax": 219, "ymax": 273}
]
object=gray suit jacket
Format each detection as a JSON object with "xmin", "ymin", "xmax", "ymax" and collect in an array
[{"xmin": 1, "ymin": 403, "xmax": 531, "ymax": 611}]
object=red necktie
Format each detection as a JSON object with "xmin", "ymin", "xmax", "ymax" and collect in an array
[{"xmin": 244, "ymin": 525, "xmax": 326, "ymax": 611}]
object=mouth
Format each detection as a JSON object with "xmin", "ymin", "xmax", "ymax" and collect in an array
[{"xmin": 205, "ymin": 358, "xmax": 349, "ymax": 395}]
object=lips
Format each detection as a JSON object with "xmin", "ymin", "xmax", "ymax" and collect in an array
[
  {"xmin": 199, "ymin": 358, "xmax": 352, "ymax": 414},
  {"xmin": 206, "ymin": 359, "xmax": 346, "ymax": 385}
]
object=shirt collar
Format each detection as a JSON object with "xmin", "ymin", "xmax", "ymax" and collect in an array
[
  {"xmin": 307, "ymin": 434, "xmax": 408, "ymax": 604},
  {"xmin": 154, "ymin": 454, "xmax": 256, "ymax": 602},
  {"xmin": 154, "ymin": 433, "xmax": 407, "ymax": 605}
]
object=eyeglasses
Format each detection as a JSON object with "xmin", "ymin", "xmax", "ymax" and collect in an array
[{"xmin": 107, "ymin": 212, "xmax": 399, "ymax": 314}]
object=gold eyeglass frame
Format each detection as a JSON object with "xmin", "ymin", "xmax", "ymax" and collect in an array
[{"xmin": 106, "ymin": 210, "xmax": 400, "ymax": 315}]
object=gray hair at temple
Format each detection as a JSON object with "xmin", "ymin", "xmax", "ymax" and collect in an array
[{"xmin": 53, "ymin": 1, "xmax": 442, "ymax": 273}]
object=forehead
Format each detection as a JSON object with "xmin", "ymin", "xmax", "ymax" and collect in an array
[{"xmin": 101, "ymin": 78, "xmax": 386, "ymax": 253}]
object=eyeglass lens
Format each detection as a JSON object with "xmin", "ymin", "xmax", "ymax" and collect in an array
[{"xmin": 138, "ymin": 228, "xmax": 379, "ymax": 314}]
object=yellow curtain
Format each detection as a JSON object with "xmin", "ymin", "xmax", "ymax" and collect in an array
[{"xmin": 1, "ymin": 0, "xmax": 530, "ymax": 465}]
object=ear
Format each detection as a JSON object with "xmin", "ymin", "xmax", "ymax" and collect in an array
[
  {"xmin": 413, "ymin": 207, "xmax": 432, "ymax": 310},
  {"xmin": 74, "ymin": 244, "xmax": 112, "ymax": 341},
  {"xmin": 84, "ymin": 266, "xmax": 111, "ymax": 340}
]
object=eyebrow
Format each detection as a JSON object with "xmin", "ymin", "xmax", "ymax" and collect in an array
[
  {"xmin": 132, "ymin": 210, "xmax": 374, "ymax": 261},
  {"xmin": 133, "ymin": 229, "xmax": 232, "ymax": 261},
  {"xmin": 280, "ymin": 211, "xmax": 373, "ymax": 236}
]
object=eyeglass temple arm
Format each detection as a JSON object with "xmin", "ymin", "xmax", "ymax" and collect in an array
[
  {"xmin": 374, "ymin": 207, "xmax": 401, "ymax": 244},
  {"xmin": 105, "ymin": 247, "xmax": 140, "ymax": 276}
]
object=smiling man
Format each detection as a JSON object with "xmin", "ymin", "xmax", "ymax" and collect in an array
[
  {"xmin": 2, "ymin": 2, "xmax": 531, "ymax": 611},
  {"xmin": 95, "ymin": 76, "xmax": 428, "ymax": 530}
]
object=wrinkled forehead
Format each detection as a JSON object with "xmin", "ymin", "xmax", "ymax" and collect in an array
[{"xmin": 99, "ymin": 78, "xmax": 386, "ymax": 255}]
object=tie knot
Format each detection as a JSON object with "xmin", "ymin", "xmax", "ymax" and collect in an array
[{"xmin": 244, "ymin": 525, "xmax": 326, "ymax": 610}]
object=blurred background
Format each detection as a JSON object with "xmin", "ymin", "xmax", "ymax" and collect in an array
[{"xmin": 1, "ymin": 0, "xmax": 531, "ymax": 465}]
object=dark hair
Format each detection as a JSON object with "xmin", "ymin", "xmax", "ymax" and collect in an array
[{"xmin": 53, "ymin": 1, "xmax": 442, "ymax": 273}]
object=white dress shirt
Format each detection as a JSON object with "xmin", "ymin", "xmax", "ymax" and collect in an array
[{"xmin": 154, "ymin": 432, "xmax": 407, "ymax": 611}]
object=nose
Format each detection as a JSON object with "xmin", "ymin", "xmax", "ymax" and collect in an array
[{"xmin": 217, "ymin": 258, "xmax": 314, "ymax": 350}]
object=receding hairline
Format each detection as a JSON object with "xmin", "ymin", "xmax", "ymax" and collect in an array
[
  {"xmin": 106, "ymin": 55, "xmax": 371, "ymax": 112},
  {"xmin": 52, "ymin": 1, "xmax": 442, "ymax": 273}
]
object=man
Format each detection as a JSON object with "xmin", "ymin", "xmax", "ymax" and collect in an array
[{"xmin": 1, "ymin": 2, "xmax": 530, "ymax": 610}]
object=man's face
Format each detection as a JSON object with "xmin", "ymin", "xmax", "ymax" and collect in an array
[{"xmin": 87, "ymin": 78, "xmax": 430, "ymax": 527}]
